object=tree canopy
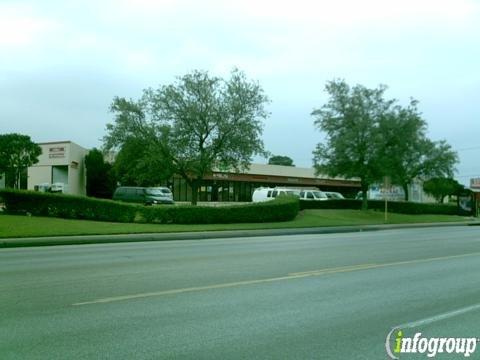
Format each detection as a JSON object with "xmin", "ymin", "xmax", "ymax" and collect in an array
[
  {"xmin": 312, "ymin": 80, "xmax": 393, "ymax": 209},
  {"xmin": 84, "ymin": 148, "xmax": 117, "ymax": 198},
  {"xmin": 0, "ymin": 133, "xmax": 41, "ymax": 189},
  {"xmin": 104, "ymin": 69, "xmax": 269, "ymax": 204},
  {"xmin": 378, "ymin": 101, "xmax": 458, "ymax": 200},
  {"xmin": 312, "ymin": 79, "xmax": 458, "ymax": 208},
  {"xmin": 268, "ymin": 155, "xmax": 294, "ymax": 166},
  {"xmin": 423, "ymin": 177, "xmax": 464, "ymax": 203},
  {"xmin": 113, "ymin": 137, "xmax": 173, "ymax": 187}
]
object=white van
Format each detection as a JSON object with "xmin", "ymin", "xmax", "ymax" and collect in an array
[
  {"xmin": 324, "ymin": 191, "xmax": 345, "ymax": 199},
  {"xmin": 298, "ymin": 189, "xmax": 328, "ymax": 201},
  {"xmin": 252, "ymin": 187, "xmax": 300, "ymax": 202}
]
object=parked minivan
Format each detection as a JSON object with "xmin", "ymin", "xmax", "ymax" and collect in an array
[
  {"xmin": 113, "ymin": 186, "xmax": 174, "ymax": 205},
  {"xmin": 298, "ymin": 190, "xmax": 328, "ymax": 201},
  {"xmin": 324, "ymin": 191, "xmax": 345, "ymax": 199},
  {"xmin": 252, "ymin": 187, "xmax": 299, "ymax": 202}
]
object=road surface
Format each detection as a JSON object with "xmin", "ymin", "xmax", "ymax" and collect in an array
[{"xmin": 1, "ymin": 226, "xmax": 480, "ymax": 359}]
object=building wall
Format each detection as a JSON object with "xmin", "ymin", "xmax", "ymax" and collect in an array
[
  {"xmin": 27, "ymin": 166, "xmax": 51, "ymax": 188},
  {"xmin": 68, "ymin": 142, "xmax": 88, "ymax": 196},
  {"xmin": 27, "ymin": 141, "xmax": 89, "ymax": 196}
]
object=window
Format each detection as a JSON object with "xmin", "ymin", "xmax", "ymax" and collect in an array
[
  {"xmin": 306, "ymin": 192, "xmax": 314, "ymax": 199},
  {"xmin": 267, "ymin": 190, "xmax": 272, "ymax": 197}
]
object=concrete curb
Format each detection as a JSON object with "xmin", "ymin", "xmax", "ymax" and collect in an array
[{"xmin": 1, "ymin": 221, "xmax": 478, "ymax": 248}]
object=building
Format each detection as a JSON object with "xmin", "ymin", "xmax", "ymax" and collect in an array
[
  {"xmin": 168, "ymin": 164, "xmax": 361, "ymax": 202},
  {"xmin": 470, "ymin": 178, "xmax": 480, "ymax": 216},
  {"xmin": 27, "ymin": 141, "xmax": 89, "ymax": 196}
]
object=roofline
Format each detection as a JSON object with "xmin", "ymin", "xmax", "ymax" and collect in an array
[{"xmin": 38, "ymin": 141, "xmax": 72, "ymax": 145}]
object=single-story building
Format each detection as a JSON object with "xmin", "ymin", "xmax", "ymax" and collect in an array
[
  {"xmin": 168, "ymin": 164, "xmax": 361, "ymax": 202},
  {"xmin": 1, "ymin": 140, "xmax": 445, "ymax": 204},
  {"xmin": 470, "ymin": 178, "xmax": 480, "ymax": 216},
  {"xmin": 27, "ymin": 141, "xmax": 88, "ymax": 196}
]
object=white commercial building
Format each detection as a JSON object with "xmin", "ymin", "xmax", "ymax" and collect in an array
[{"xmin": 27, "ymin": 141, "xmax": 89, "ymax": 196}]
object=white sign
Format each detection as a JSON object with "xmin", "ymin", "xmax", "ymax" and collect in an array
[{"xmin": 470, "ymin": 178, "xmax": 480, "ymax": 189}]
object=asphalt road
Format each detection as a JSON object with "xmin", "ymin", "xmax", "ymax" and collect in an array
[{"xmin": 1, "ymin": 226, "xmax": 480, "ymax": 359}]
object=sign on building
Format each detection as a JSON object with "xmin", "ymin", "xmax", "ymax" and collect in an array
[{"xmin": 470, "ymin": 178, "xmax": 480, "ymax": 189}]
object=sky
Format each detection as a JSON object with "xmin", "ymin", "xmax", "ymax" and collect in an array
[{"xmin": 1, "ymin": 0, "xmax": 479, "ymax": 185}]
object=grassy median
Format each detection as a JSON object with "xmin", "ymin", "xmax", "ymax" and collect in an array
[{"xmin": 0, "ymin": 210, "xmax": 472, "ymax": 239}]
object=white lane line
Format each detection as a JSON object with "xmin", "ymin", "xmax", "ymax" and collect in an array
[
  {"xmin": 396, "ymin": 303, "xmax": 480, "ymax": 329},
  {"xmin": 73, "ymin": 251, "xmax": 480, "ymax": 306}
]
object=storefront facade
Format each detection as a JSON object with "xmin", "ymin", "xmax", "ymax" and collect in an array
[{"xmin": 164, "ymin": 164, "xmax": 361, "ymax": 202}]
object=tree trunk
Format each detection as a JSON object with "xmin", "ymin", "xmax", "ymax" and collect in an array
[
  {"xmin": 402, "ymin": 183, "xmax": 409, "ymax": 202},
  {"xmin": 361, "ymin": 182, "xmax": 368, "ymax": 211},
  {"xmin": 14, "ymin": 169, "xmax": 20, "ymax": 189},
  {"xmin": 190, "ymin": 180, "xmax": 199, "ymax": 206}
]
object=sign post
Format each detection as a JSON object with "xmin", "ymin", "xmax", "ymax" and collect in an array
[{"xmin": 383, "ymin": 176, "xmax": 391, "ymax": 223}]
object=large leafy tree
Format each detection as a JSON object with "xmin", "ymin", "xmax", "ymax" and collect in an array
[
  {"xmin": 0, "ymin": 133, "xmax": 41, "ymax": 189},
  {"xmin": 312, "ymin": 80, "xmax": 394, "ymax": 209},
  {"xmin": 104, "ymin": 69, "xmax": 269, "ymax": 205},
  {"xmin": 84, "ymin": 148, "xmax": 117, "ymax": 199},
  {"xmin": 378, "ymin": 100, "xmax": 458, "ymax": 201},
  {"xmin": 268, "ymin": 155, "xmax": 294, "ymax": 166},
  {"xmin": 423, "ymin": 177, "xmax": 464, "ymax": 203},
  {"xmin": 113, "ymin": 137, "xmax": 173, "ymax": 186}
]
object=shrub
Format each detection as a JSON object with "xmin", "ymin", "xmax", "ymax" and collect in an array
[
  {"xmin": 0, "ymin": 189, "xmax": 139, "ymax": 222},
  {"xmin": 137, "ymin": 195, "xmax": 299, "ymax": 224},
  {"xmin": 299, "ymin": 199, "xmax": 467, "ymax": 215},
  {"xmin": 0, "ymin": 190, "xmax": 299, "ymax": 224}
]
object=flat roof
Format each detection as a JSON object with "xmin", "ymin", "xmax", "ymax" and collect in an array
[
  {"xmin": 38, "ymin": 141, "xmax": 72, "ymax": 145},
  {"xmin": 243, "ymin": 164, "xmax": 347, "ymax": 180},
  {"xmin": 38, "ymin": 140, "xmax": 89, "ymax": 151}
]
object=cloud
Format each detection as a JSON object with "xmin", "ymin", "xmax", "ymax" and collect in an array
[{"xmin": 0, "ymin": 3, "xmax": 59, "ymax": 47}]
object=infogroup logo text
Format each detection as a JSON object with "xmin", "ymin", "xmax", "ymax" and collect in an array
[{"xmin": 386, "ymin": 329, "xmax": 479, "ymax": 359}]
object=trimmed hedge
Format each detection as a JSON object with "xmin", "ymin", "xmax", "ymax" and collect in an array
[
  {"xmin": 0, "ymin": 189, "xmax": 139, "ymax": 222},
  {"xmin": 0, "ymin": 189, "xmax": 299, "ymax": 224},
  {"xmin": 137, "ymin": 195, "xmax": 299, "ymax": 224},
  {"xmin": 299, "ymin": 199, "xmax": 468, "ymax": 215}
]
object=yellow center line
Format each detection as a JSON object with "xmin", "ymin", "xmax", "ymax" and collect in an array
[{"xmin": 72, "ymin": 251, "xmax": 480, "ymax": 306}]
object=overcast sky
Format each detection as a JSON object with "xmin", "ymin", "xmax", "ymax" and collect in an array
[{"xmin": 1, "ymin": 0, "xmax": 479, "ymax": 185}]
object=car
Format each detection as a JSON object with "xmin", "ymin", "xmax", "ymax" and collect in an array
[
  {"xmin": 112, "ymin": 186, "xmax": 174, "ymax": 205},
  {"xmin": 252, "ymin": 187, "xmax": 300, "ymax": 202},
  {"xmin": 324, "ymin": 191, "xmax": 345, "ymax": 199},
  {"xmin": 298, "ymin": 189, "xmax": 328, "ymax": 201}
]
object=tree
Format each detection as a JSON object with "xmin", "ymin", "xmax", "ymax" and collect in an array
[
  {"xmin": 0, "ymin": 133, "xmax": 41, "ymax": 189},
  {"xmin": 423, "ymin": 177, "xmax": 464, "ymax": 203},
  {"xmin": 84, "ymin": 148, "xmax": 117, "ymax": 198},
  {"xmin": 377, "ymin": 100, "xmax": 458, "ymax": 201},
  {"xmin": 113, "ymin": 137, "xmax": 173, "ymax": 186},
  {"xmin": 312, "ymin": 80, "xmax": 394, "ymax": 210},
  {"xmin": 104, "ymin": 69, "xmax": 269, "ymax": 205},
  {"xmin": 268, "ymin": 155, "xmax": 294, "ymax": 166}
]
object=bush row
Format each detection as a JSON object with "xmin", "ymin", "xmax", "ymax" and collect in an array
[
  {"xmin": 0, "ymin": 189, "xmax": 139, "ymax": 222},
  {"xmin": 0, "ymin": 189, "xmax": 299, "ymax": 224},
  {"xmin": 299, "ymin": 199, "xmax": 468, "ymax": 215}
]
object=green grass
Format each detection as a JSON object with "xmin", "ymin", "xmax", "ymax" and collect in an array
[{"xmin": 0, "ymin": 210, "xmax": 472, "ymax": 239}]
